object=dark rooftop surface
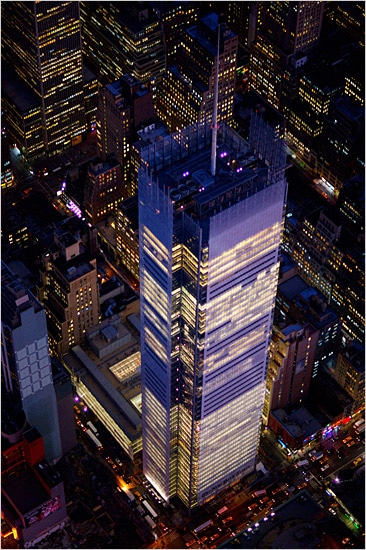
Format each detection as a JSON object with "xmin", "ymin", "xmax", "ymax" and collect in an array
[
  {"xmin": 2, "ymin": 65, "xmax": 39, "ymax": 112},
  {"xmin": 2, "ymin": 467, "xmax": 49, "ymax": 515}
]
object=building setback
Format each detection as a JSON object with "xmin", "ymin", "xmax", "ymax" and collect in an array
[{"xmin": 138, "ymin": 115, "xmax": 287, "ymax": 509}]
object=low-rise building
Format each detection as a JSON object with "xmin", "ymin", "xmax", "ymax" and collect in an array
[
  {"xmin": 63, "ymin": 302, "xmax": 142, "ymax": 459},
  {"xmin": 2, "ymin": 422, "xmax": 67, "ymax": 548}
]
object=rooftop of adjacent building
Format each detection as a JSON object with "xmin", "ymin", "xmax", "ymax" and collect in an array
[
  {"xmin": 88, "ymin": 155, "xmax": 120, "ymax": 176},
  {"xmin": 1, "ymin": 261, "xmax": 42, "ymax": 329},
  {"xmin": 339, "ymin": 341, "xmax": 365, "ymax": 373},
  {"xmin": 63, "ymin": 300, "xmax": 142, "ymax": 439},
  {"xmin": 271, "ymin": 406, "xmax": 323, "ymax": 439},
  {"xmin": 2, "ymin": 465, "xmax": 51, "ymax": 516},
  {"xmin": 117, "ymin": 195, "xmax": 139, "ymax": 232},
  {"xmin": 278, "ymin": 274, "xmax": 339, "ymax": 329},
  {"xmin": 236, "ymin": 90, "xmax": 285, "ymax": 128},
  {"xmin": 330, "ymin": 94, "xmax": 365, "ymax": 121},
  {"xmin": 86, "ymin": 314, "xmax": 131, "ymax": 351},
  {"xmin": 111, "ymin": 2, "xmax": 161, "ymax": 34},
  {"xmin": 136, "ymin": 120, "xmax": 170, "ymax": 145},
  {"xmin": 1, "ymin": 64, "xmax": 39, "ymax": 112},
  {"xmin": 187, "ymin": 12, "xmax": 237, "ymax": 58}
]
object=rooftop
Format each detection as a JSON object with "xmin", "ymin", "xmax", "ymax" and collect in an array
[
  {"xmin": 2, "ymin": 465, "xmax": 50, "ymax": 515},
  {"xmin": 271, "ymin": 406, "xmax": 323, "ymax": 439},
  {"xmin": 1, "ymin": 261, "xmax": 43, "ymax": 329},
  {"xmin": 2, "ymin": 65, "xmax": 39, "ymax": 112}
]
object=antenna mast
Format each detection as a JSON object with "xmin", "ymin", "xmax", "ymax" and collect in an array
[{"xmin": 210, "ymin": 23, "xmax": 220, "ymax": 177}]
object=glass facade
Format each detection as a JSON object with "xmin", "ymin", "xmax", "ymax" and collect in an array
[{"xmin": 139, "ymin": 121, "xmax": 287, "ymax": 508}]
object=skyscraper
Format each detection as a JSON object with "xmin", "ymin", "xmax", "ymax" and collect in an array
[
  {"xmin": 80, "ymin": 1, "xmax": 165, "ymax": 87},
  {"xmin": 1, "ymin": 1, "xmax": 86, "ymax": 156},
  {"xmin": 156, "ymin": 13, "xmax": 238, "ymax": 132},
  {"xmin": 38, "ymin": 220, "xmax": 100, "ymax": 356},
  {"xmin": 138, "ymin": 115, "xmax": 287, "ymax": 508},
  {"xmin": 1, "ymin": 262, "xmax": 62, "ymax": 463},
  {"xmin": 249, "ymin": 1, "xmax": 324, "ymax": 111}
]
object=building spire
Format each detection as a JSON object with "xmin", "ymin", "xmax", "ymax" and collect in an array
[{"xmin": 211, "ymin": 23, "xmax": 220, "ymax": 177}]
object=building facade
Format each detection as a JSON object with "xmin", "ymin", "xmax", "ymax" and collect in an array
[
  {"xmin": 2, "ymin": 425, "xmax": 67, "ymax": 548},
  {"xmin": 1, "ymin": 1, "xmax": 86, "ymax": 156},
  {"xmin": 155, "ymin": 13, "xmax": 238, "ymax": 132},
  {"xmin": 138, "ymin": 118, "xmax": 287, "ymax": 508},
  {"xmin": 1, "ymin": 262, "xmax": 62, "ymax": 463},
  {"xmin": 38, "ymin": 224, "xmax": 100, "ymax": 357},
  {"xmin": 264, "ymin": 322, "xmax": 317, "ymax": 424},
  {"xmin": 80, "ymin": 1, "xmax": 165, "ymax": 87},
  {"xmin": 84, "ymin": 156, "xmax": 125, "ymax": 226},
  {"xmin": 115, "ymin": 196, "xmax": 140, "ymax": 283},
  {"xmin": 333, "ymin": 342, "xmax": 365, "ymax": 415},
  {"xmin": 249, "ymin": 2, "xmax": 324, "ymax": 113}
]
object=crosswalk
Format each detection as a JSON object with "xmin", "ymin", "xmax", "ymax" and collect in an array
[{"xmin": 307, "ymin": 476, "xmax": 320, "ymax": 491}]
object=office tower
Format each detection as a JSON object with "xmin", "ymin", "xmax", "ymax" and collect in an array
[
  {"xmin": 285, "ymin": 66, "xmax": 343, "ymax": 171},
  {"xmin": 115, "ymin": 196, "xmax": 140, "ymax": 283},
  {"xmin": 1, "ymin": 116, "xmax": 14, "ymax": 189},
  {"xmin": 83, "ymin": 65, "xmax": 99, "ymax": 130},
  {"xmin": 1, "ymin": 1, "xmax": 86, "ymax": 157},
  {"xmin": 333, "ymin": 341, "xmax": 365, "ymax": 415},
  {"xmin": 138, "ymin": 114, "xmax": 287, "ymax": 508},
  {"xmin": 1, "ymin": 68, "xmax": 44, "ymax": 160},
  {"xmin": 1, "ymin": 262, "xmax": 62, "ymax": 463},
  {"xmin": 38, "ymin": 221, "xmax": 100, "ymax": 357},
  {"xmin": 264, "ymin": 270, "xmax": 341, "ymax": 424},
  {"xmin": 262, "ymin": 2, "xmax": 324, "ymax": 55},
  {"xmin": 283, "ymin": 204, "xmax": 364, "ymax": 346},
  {"xmin": 344, "ymin": 49, "xmax": 365, "ymax": 107},
  {"xmin": 51, "ymin": 357, "xmax": 77, "ymax": 454},
  {"xmin": 318, "ymin": 96, "xmax": 365, "ymax": 197},
  {"xmin": 338, "ymin": 175, "xmax": 365, "ymax": 234},
  {"xmin": 80, "ymin": 1, "xmax": 165, "ymax": 87},
  {"xmin": 156, "ymin": 13, "xmax": 238, "ymax": 133},
  {"xmin": 84, "ymin": 156, "xmax": 125, "ymax": 225},
  {"xmin": 250, "ymin": 2, "xmax": 324, "ymax": 112},
  {"xmin": 96, "ymin": 74, "xmax": 156, "ymax": 194},
  {"xmin": 326, "ymin": 1, "xmax": 365, "ymax": 47},
  {"xmin": 220, "ymin": 2, "xmax": 258, "ymax": 48},
  {"xmin": 150, "ymin": 1, "xmax": 199, "ymax": 65},
  {"xmin": 276, "ymin": 275, "xmax": 341, "ymax": 378},
  {"xmin": 264, "ymin": 322, "xmax": 317, "ymax": 423}
]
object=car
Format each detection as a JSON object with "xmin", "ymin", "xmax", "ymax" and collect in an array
[
  {"xmin": 342, "ymin": 436, "xmax": 352, "ymax": 444},
  {"xmin": 321, "ymin": 464, "xmax": 330, "ymax": 472},
  {"xmin": 347, "ymin": 440, "xmax": 356, "ymax": 448},
  {"xmin": 353, "ymin": 457, "xmax": 363, "ymax": 467},
  {"xmin": 210, "ymin": 534, "xmax": 219, "ymax": 541},
  {"xmin": 222, "ymin": 517, "xmax": 233, "ymax": 524}
]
